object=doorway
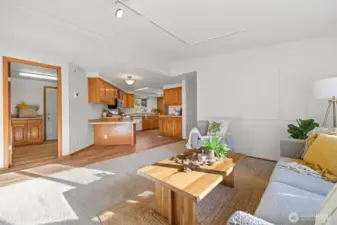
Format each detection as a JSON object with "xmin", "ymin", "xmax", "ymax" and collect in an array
[{"xmin": 2, "ymin": 57, "xmax": 62, "ymax": 169}]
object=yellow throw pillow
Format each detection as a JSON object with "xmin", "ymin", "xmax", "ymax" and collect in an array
[{"xmin": 303, "ymin": 134, "xmax": 337, "ymax": 176}]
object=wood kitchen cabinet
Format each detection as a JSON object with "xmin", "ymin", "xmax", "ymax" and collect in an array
[
  {"xmin": 88, "ymin": 78, "xmax": 117, "ymax": 104},
  {"xmin": 159, "ymin": 116, "xmax": 182, "ymax": 138},
  {"xmin": 157, "ymin": 97, "xmax": 165, "ymax": 114},
  {"xmin": 88, "ymin": 78, "xmax": 135, "ymax": 107},
  {"xmin": 142, "ymin": 116, "xmax": 159, "ymax": 130},
  {"xmin": 125, "ymin": 94, "xmax": 134, "ymax": 108},
  {"xmin": 164, "ymin": 87, "xmax": 182, "ymax": 106},
  {"xmin": 122, "ymin": 92, "xmax": 128, "ymax": 106},
  {"xmin": 12, "ymin": 119, "xmax": 43, "ymax": 146}
]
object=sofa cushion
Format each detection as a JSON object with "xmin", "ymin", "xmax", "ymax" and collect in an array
[
  {"xmin": 270, "ymin": 157, "xmax": 334, "ymax": 196},
  {"xmin": 255, "ymin": 182, "xmax": 324, "ymax": 225}
]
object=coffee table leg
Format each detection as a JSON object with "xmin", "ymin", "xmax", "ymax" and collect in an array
[
  {"xmin": 155, "ymin": 183, "xmax": 196, "ymax": 225},
  {"xmin": 221, "ymin": 169, "xmax": 235, "ymax": 188}
]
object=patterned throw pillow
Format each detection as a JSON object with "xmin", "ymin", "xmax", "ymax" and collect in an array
[{"xmin": 206, "ymin": 120, "xmax": 230, "ymax": 138}]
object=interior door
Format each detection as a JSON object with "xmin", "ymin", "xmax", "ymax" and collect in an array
[{"xmin": 46, "ymin": 88, "xmax": 58, "ymax": 140}]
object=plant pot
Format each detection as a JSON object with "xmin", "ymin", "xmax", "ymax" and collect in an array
[
  {"xmin": 280, "ymin": 138, "xmax": 306, "ymax": 158},
  {"xmin": 102, "ymin": 112, "xmax": 107, "ymax": 117},
  {"xmin": 207, "ymin": 150, "xmax": 215, "ymax": 161}
]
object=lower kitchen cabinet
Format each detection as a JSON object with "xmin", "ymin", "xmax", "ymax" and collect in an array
[
  {"xmin": 159, "ymin": 117, "xmax": 182, "ymax": 138},
  {"xmin": 142, "ymin": 116, "xmax": 159, "ymax": 130},
  {"xmin": 12, "ymin": 119, "xmax": 43, "ymax": 146}
]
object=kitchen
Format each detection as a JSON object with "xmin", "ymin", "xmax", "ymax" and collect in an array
[{"xmin": 87, "ymin": 77, "xmax": 183, "ymax": 147}]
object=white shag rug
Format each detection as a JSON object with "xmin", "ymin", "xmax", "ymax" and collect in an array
[{"xmin": 0, "ymin": 141, "xmax": 187, "ymax": 225}]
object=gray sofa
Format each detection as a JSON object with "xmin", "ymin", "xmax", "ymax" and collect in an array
[
  {"xmin": 190, "ymin": 120, "xmax": 235, "ymax": 151},
  {"xmin": 228, "ymin": 139, "xmax": 334, "ymax": 225}
]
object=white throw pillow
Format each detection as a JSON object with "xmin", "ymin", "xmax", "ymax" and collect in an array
[
  {"xmin": 206, "ymin": 119, "xmax": 230, "ymax": 138},
  {"xmin": 315, "ymin": 183, "xmax": 337, "ymax": 225}
]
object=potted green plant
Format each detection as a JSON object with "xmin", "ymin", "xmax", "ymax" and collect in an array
[
  {"xmin": 280, "ymin": 119, "xmax": 319, "ymax": 157},
  {"xmin": 203, "ymin": 136, "xmax": 230, "ymax": 161},
  {"xmin": 287, "ymin": 119, "xmax": 319, "ymax": 140}
]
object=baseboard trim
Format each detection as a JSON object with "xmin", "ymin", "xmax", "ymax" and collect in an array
[
  {"xmin": 246, "ymin": 155, "xmax": 277, "ymax": 163},
  {"xmin": 60, "ymin": 144, "xmax": 94, "ymax": 159}
]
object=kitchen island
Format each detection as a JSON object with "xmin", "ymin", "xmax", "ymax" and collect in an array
[{"xmin": 88, "ymin": 119, "xmax": 136, "ymax": 146}]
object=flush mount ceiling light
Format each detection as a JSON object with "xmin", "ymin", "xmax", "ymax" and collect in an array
[
  {"xmin": 19, "ymin": 72, "xmax": 57, "ymax": 81},
  {"xmin": 125, "ymin": 76, "xmax": 135, "ymax": 85}
]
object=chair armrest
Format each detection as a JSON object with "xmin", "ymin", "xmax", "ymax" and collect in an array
[
  {"xmin": 227, "ymin": 211, "xmax": 274, "ymax": 225},
  {"xmin": 280, "ymin": 139, "xmax": 305, "ymax": 159}
]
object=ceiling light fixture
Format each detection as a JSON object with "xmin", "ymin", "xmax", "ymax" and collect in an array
[
  {"xmin": 112, "ymin": 0, "xmax": 188, "ymax": 44},
  {"xmin": 125, "ymin": 76, "xmax": 135, "ymax": 85},
  {"xmin": 19, "ymin": 72, "xmax": 57, "ymax": 81},
  {"xmin": 115, "ymin": 8, "xmax": 123, "ymax": 18}
]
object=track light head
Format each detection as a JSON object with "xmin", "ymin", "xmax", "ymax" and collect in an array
[{"xmin": 115, "ymin": 8, "xmax": 123, "ymax": 18}]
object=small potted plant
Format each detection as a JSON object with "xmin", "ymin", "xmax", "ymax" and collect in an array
[
  {"xmin": 203, "ymin": 136, "xmax": 230, "ymax": 161},
  {"xmin": 287, "ymin": 119, "xmax": 319, "ymax": 140},
  {"xmin": 280, "ymin": 119, "xmax": 319, "ymax": 157}
]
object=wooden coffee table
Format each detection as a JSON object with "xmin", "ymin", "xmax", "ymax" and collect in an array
[{"xmin": 137, "ymin": 152, "xmax": 243, "ymax": 225}]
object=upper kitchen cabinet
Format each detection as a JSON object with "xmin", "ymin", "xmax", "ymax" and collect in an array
[
  {"xmin": 122, "ymin": 92, "xmax": 128, "ymax": 105},
  {"xmin": 125, "ymin": 94, "xmax": 134, "ymax": 108},
  {"xmin": 157, "ymin": 97, "xmax": 165, "ymax": 114},
  {"xmin": 88, "ymin": 78, "xmax": 116, "ymax": 104},
  {"xmin": 164, "ymin": 87, "xmax": 182, "ymax": 106}
]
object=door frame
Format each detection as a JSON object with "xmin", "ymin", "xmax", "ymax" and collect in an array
[
  {"xmin": 2, "ymin": 56, "xmax": 63, "ymax": 169},
  {"xmin": 43, "ymin": 86, "xmax": 58, "ymax": 141}
]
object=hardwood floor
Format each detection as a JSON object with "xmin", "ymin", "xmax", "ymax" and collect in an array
[
  {"xmin": 12, "ymin": 141, "xmax": 58, "ymax": 168},
  {"xmin": 98, "ymin": 157, "xmax": 276, "ymax": 225},
  {"xmin": 0, "ymin": 130, "xmax": 181, "ymax": 186}
]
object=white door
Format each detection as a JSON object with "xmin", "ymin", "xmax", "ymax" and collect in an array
[{"xmin": 46, "ymin": 88, "xmax": 58, "ymax": 140}]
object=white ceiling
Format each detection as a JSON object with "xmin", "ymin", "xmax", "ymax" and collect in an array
[{"xmin": 1, "ymin": 0, "xmax": 336, "ymax": 91}]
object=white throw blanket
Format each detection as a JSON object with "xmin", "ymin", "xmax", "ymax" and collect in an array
[
  {"xmin": 278, "ymin": 161, "xmax": 323, "ymax": 179},
  {"xmin": 186, "ymin": 127, "xmax": 202, "ymax": 149}
]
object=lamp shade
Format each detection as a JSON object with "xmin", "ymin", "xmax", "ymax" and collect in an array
[{"xmin": 313, "ymin": 77, "xmax": 337, "ymax": 99}]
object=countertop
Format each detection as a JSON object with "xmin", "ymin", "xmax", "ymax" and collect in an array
[
  {"xmin": 11, "ymin": 117, "xmax": 42, "ymax": 120},
  {"xmin": 126, "ymin": 113, "xmax": 159, "ymax": 117},
  {"xmin": 88, "ymin": 119, "xmax": 136, "ymax": 125},
  {"xmin": 158, "ymin": 115, "xmax": 182, "ymax": 118}
]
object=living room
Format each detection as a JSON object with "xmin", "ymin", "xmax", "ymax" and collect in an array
[{"xmin": 0, "ymin": 0, "xmax": 336, "ymax": 225}]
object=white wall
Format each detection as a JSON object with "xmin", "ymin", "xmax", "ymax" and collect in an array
[
  {"xmin": 69, "ymin": 64, "xmax": 105, "ymax": 154},
  {"xmin": 11, "ymin": 77, "xmax": 57, "ymax": 115},
  {"xmin": 147, "ymin": 97, "xmax": 158, "ymax": 113},
  {"xmin": 184, "ymin": 72, "xmax": 197, "ymax": 139},
  {"xmin": 172, "ymin": 36, "xmax": 337, "ymax": 160}
]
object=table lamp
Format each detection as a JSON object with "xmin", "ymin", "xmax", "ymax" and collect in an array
[{"xmin": 313, "ymin": 77, "xmax": 337, "ymax": 128}]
